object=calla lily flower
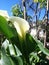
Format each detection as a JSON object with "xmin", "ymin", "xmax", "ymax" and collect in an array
[{"xmin": 9, "ymin": 16, "xmax": 30, "ymax": 38}]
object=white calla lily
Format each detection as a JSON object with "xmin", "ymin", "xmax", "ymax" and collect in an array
[{"xmin": 9, "ymin": 16, "xmax": 30, "ymax": 37}]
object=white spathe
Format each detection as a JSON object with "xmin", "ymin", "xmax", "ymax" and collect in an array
[
  {"xmin": 0, "ymin": 10, "xmax": 9, "ymax": 20},
  {"xmin": 9, "ymin": 16, "xmax": 30, "ymax": 37}
]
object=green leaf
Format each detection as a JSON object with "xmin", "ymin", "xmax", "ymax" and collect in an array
[
  {"xmin": 40, "ymin": 3, "xmax": 43, "ymax": 8},
  {"xmin": 0, "ymin": 16, "xmax": 14, "ymax": 39},
  {"xmin": 1, "ymin": 48, "xmax": 15, "ymax": 65},
  {"xmin": 25, "ymin": 33, "xmax": 38, "ymax": 54},
  {"xmin": 9, "ymin": 44, "xmax": 16, "ymax": 56},
  {"xmin": 34, "ymin": 0, "xmax": 45, "ymax": 3},
  {"xmin": 38, "ymin": 0, "xmax": 42, "ymax": 2},
  {"xmin": 34, "ymin": 0, "xmax": 38, "ymax": 2},
  {"xmin": 1, "ymin": 47, "xmax": 23, "ymax": 65},
  {"xmin": 11, "ymin": 56, "xmax": 23, "ymax": 65},
  {"xmin": 14, "ymin": 45, "xmax": 22, "ymax": 56},
  {"xmin": 29, "ymin": 52, "xmax": 39, "ymax": 64},
  {"xmin": 2, "ymin": 39, "xmax": 9, "ymax": 50},
  {"xmin": 32, "ymin": 37, "xmax": 49, "ymax": 56},
  {"xmin": 38, "ymin": 0, "xmax": 44, "ymax": 3},
  {"xmin": 26, "ymin": 33, "xmax": 49, "ymax": 56}
]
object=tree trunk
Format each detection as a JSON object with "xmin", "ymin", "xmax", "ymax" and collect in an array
[
  {"xmin": 45, "ymin": 0, "xmax": 49, "ymax": 47},
  {"xmin": 22, "ymin": 0, "xmax": 27, "ymax": 20},
  {"xmin": 36, "ymin": 3, "xmax": 39, "ymax": 39}
]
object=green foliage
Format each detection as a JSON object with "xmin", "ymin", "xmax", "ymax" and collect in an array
[
  {"xmin": 12, "ymin": 4, "xmax": 32, "ymax": 22},
  {"xmin": 0, "ymin": 16, "xmax": 49, "ymax": 65},
  {"xmin": 34, "ymin": 0, "xmax": 46, "ymax": 8},
  {"xmin": 34, "ymin": 0, "xmax": 46, "ymax": 3},
  {"xmin": 34, "ymin": 0, "xmax": 38, "ymax": 2},
  {"xmin": 29, "ymin": 52, "xmax": 39, "ymax": 65},
  {"xmin": 1, "ymin": 47, "xmax": 23, "ymax": 65},
  {"xmin": 12, "ymin": 4, "xmax": 23, "ymax": 18},
  {"xmin": 1, "ymin": 47, "xmax": 15, "ymax": 65}
]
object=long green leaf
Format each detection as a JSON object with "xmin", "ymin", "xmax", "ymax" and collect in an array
[
  {"xmin": 26, "ymin": 33, "xmax": 49, "ymax": 56},
  {"xmin": 32, "ymin": 36, "xmax": 49, "ymax": 56},
  {"xmin": 0, "ymin": 16, "xmax": 14, "ymax": 39},
  {"xmin": 35, "ymin": 39, "xmax": 49, "ymax": 56},
  {"xmin": 25, "ymin": 33, "xmax": 38, "ymax": 54}
]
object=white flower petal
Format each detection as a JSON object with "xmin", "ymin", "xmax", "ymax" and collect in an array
[
  {"xmin": 13, "ymin": 21, "xmax": 22, "ymax": 37},
  {"xmin": 9, "ymin": 16, "xmax": 30, "ymax": 37}
]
